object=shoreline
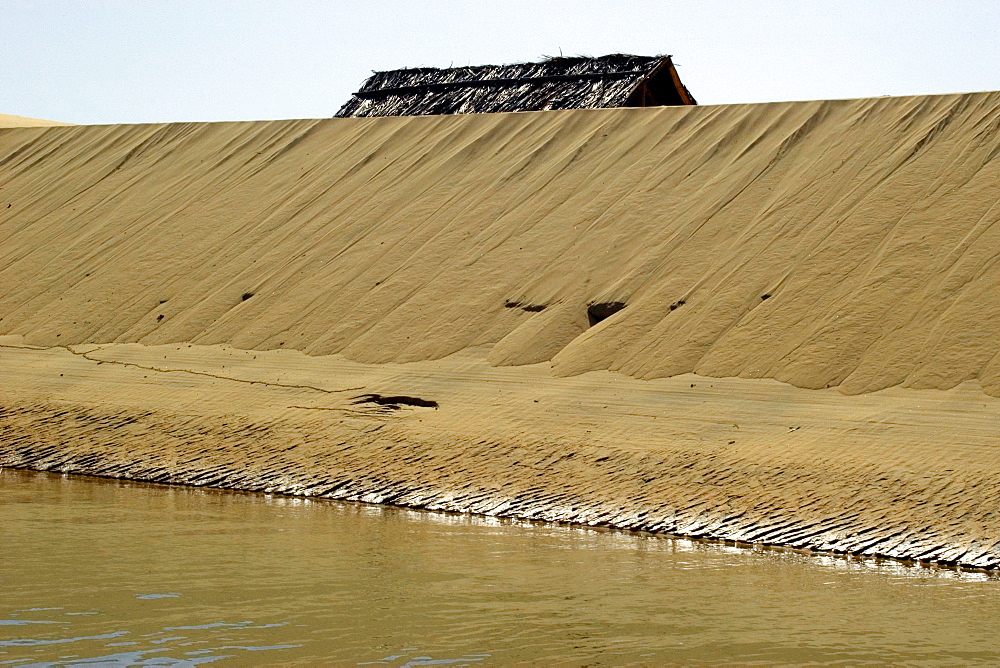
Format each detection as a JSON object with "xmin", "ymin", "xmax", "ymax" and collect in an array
[
  {"xmin": 6, "ymin": 468, "xmax": 993, "ymax": 577},
  {"xmin": 3, "ymin": 341, "xmax": 999, "ymax": 571}
]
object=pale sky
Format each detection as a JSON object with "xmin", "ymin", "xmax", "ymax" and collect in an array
[{"xmin": 3, "ymin": 0, "xmax": 999, "ymax": 125}]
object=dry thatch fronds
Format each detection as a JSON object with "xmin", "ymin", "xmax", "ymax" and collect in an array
[{"xmin": 335, "ymin": 54, "xmax": 695, "ymax": 118}]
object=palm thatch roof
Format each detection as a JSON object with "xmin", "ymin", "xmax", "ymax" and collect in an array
[{"xmin": 335, "ymin": 54, "xmax": 696, "ymax": 118}]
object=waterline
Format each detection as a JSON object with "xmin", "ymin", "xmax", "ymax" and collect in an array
[{"xmin": 3, "ymin": 469, "xmax": 999, "ymax": 665}]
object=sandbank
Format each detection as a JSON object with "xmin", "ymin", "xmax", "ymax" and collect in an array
[{"xmin": 2, "ymin": 92, "xmax": 1000, "ymax": 568}]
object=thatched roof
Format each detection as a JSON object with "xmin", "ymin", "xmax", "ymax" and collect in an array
[{"xmin": 335, "ymin": 54, "xmax": 696, "ymax": 118}]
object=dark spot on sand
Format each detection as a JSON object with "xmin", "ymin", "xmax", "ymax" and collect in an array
[
  {"xmin": 505, "ymin": 299, "xmax": 547, "ymax": 312},
  {"xmin": 352, "ymin": 393, "xmax": 438, "ymax": 410},
  {"xmin": 587, "ymin": 302, "xmax": 626, "ymax": 326}
]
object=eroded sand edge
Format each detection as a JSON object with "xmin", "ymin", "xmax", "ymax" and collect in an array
[{"xmin": 3, "ymin": 340, "xmax": 999, "ymax": 569}]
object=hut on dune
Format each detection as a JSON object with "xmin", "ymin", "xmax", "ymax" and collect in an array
[{"xmin": 335, "ymin": 53, "xmax": 696, "ymax": 118}]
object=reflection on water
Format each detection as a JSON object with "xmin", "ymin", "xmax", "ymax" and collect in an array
[{"xmin": 2, "ymin": 468, "xmax": 999, "ymax": 666}]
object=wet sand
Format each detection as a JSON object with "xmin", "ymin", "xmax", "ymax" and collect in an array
[
  {"xmin": 3, "ymin": 92, "xmax": 1000, "ymax": 568},
  {"xmin": 3, "ymin": 339, "xmax": 1000, "ymax": 568}
]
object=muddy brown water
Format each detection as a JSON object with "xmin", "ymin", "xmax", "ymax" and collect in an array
[{"xmin": 2, "ymin": 469, "xmax": 1000, "ymax": 666}]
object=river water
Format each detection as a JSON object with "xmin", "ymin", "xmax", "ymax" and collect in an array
[{"xmin": 2, "ymin": 469, "xmax": 1000, "ymax": 666}]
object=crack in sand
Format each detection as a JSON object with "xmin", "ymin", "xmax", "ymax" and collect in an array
[{"xmin": 0, "ymin": 344, "xmax": 365, "ymax": 396}]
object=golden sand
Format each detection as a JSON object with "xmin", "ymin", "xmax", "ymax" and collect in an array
[
  {"xmin": 2, "ymin": 92, "xmax": 1000, "ymax": 567},
  {"xmin": 0, "ymin": 113, "xmax": 73, "ymax": 128}
]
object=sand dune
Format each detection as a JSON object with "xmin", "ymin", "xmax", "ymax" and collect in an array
[
  {"xmin": 3, "ymin": 93, "xmax": 1000, "ymax": 394},
  {"xmin": 3, "ymin": 92, "xmax": 1000, "ymax": 568},
  {"xmin": 0, "ymin": 113, "xmax": 73, "ymax": 128}
]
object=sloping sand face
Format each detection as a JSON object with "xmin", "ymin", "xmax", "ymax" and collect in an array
[
  {"xmin": 2, "ymin": 93, "xmax": 1000, "ymax": 568},
  {"xmin": 0, "ymin": 113, "xmax": 73, "ymax": 128}
]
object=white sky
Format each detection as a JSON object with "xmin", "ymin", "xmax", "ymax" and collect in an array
[{"xmin": 3, "ymin": 0, "xmax": 1000, "ymax": 125}]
